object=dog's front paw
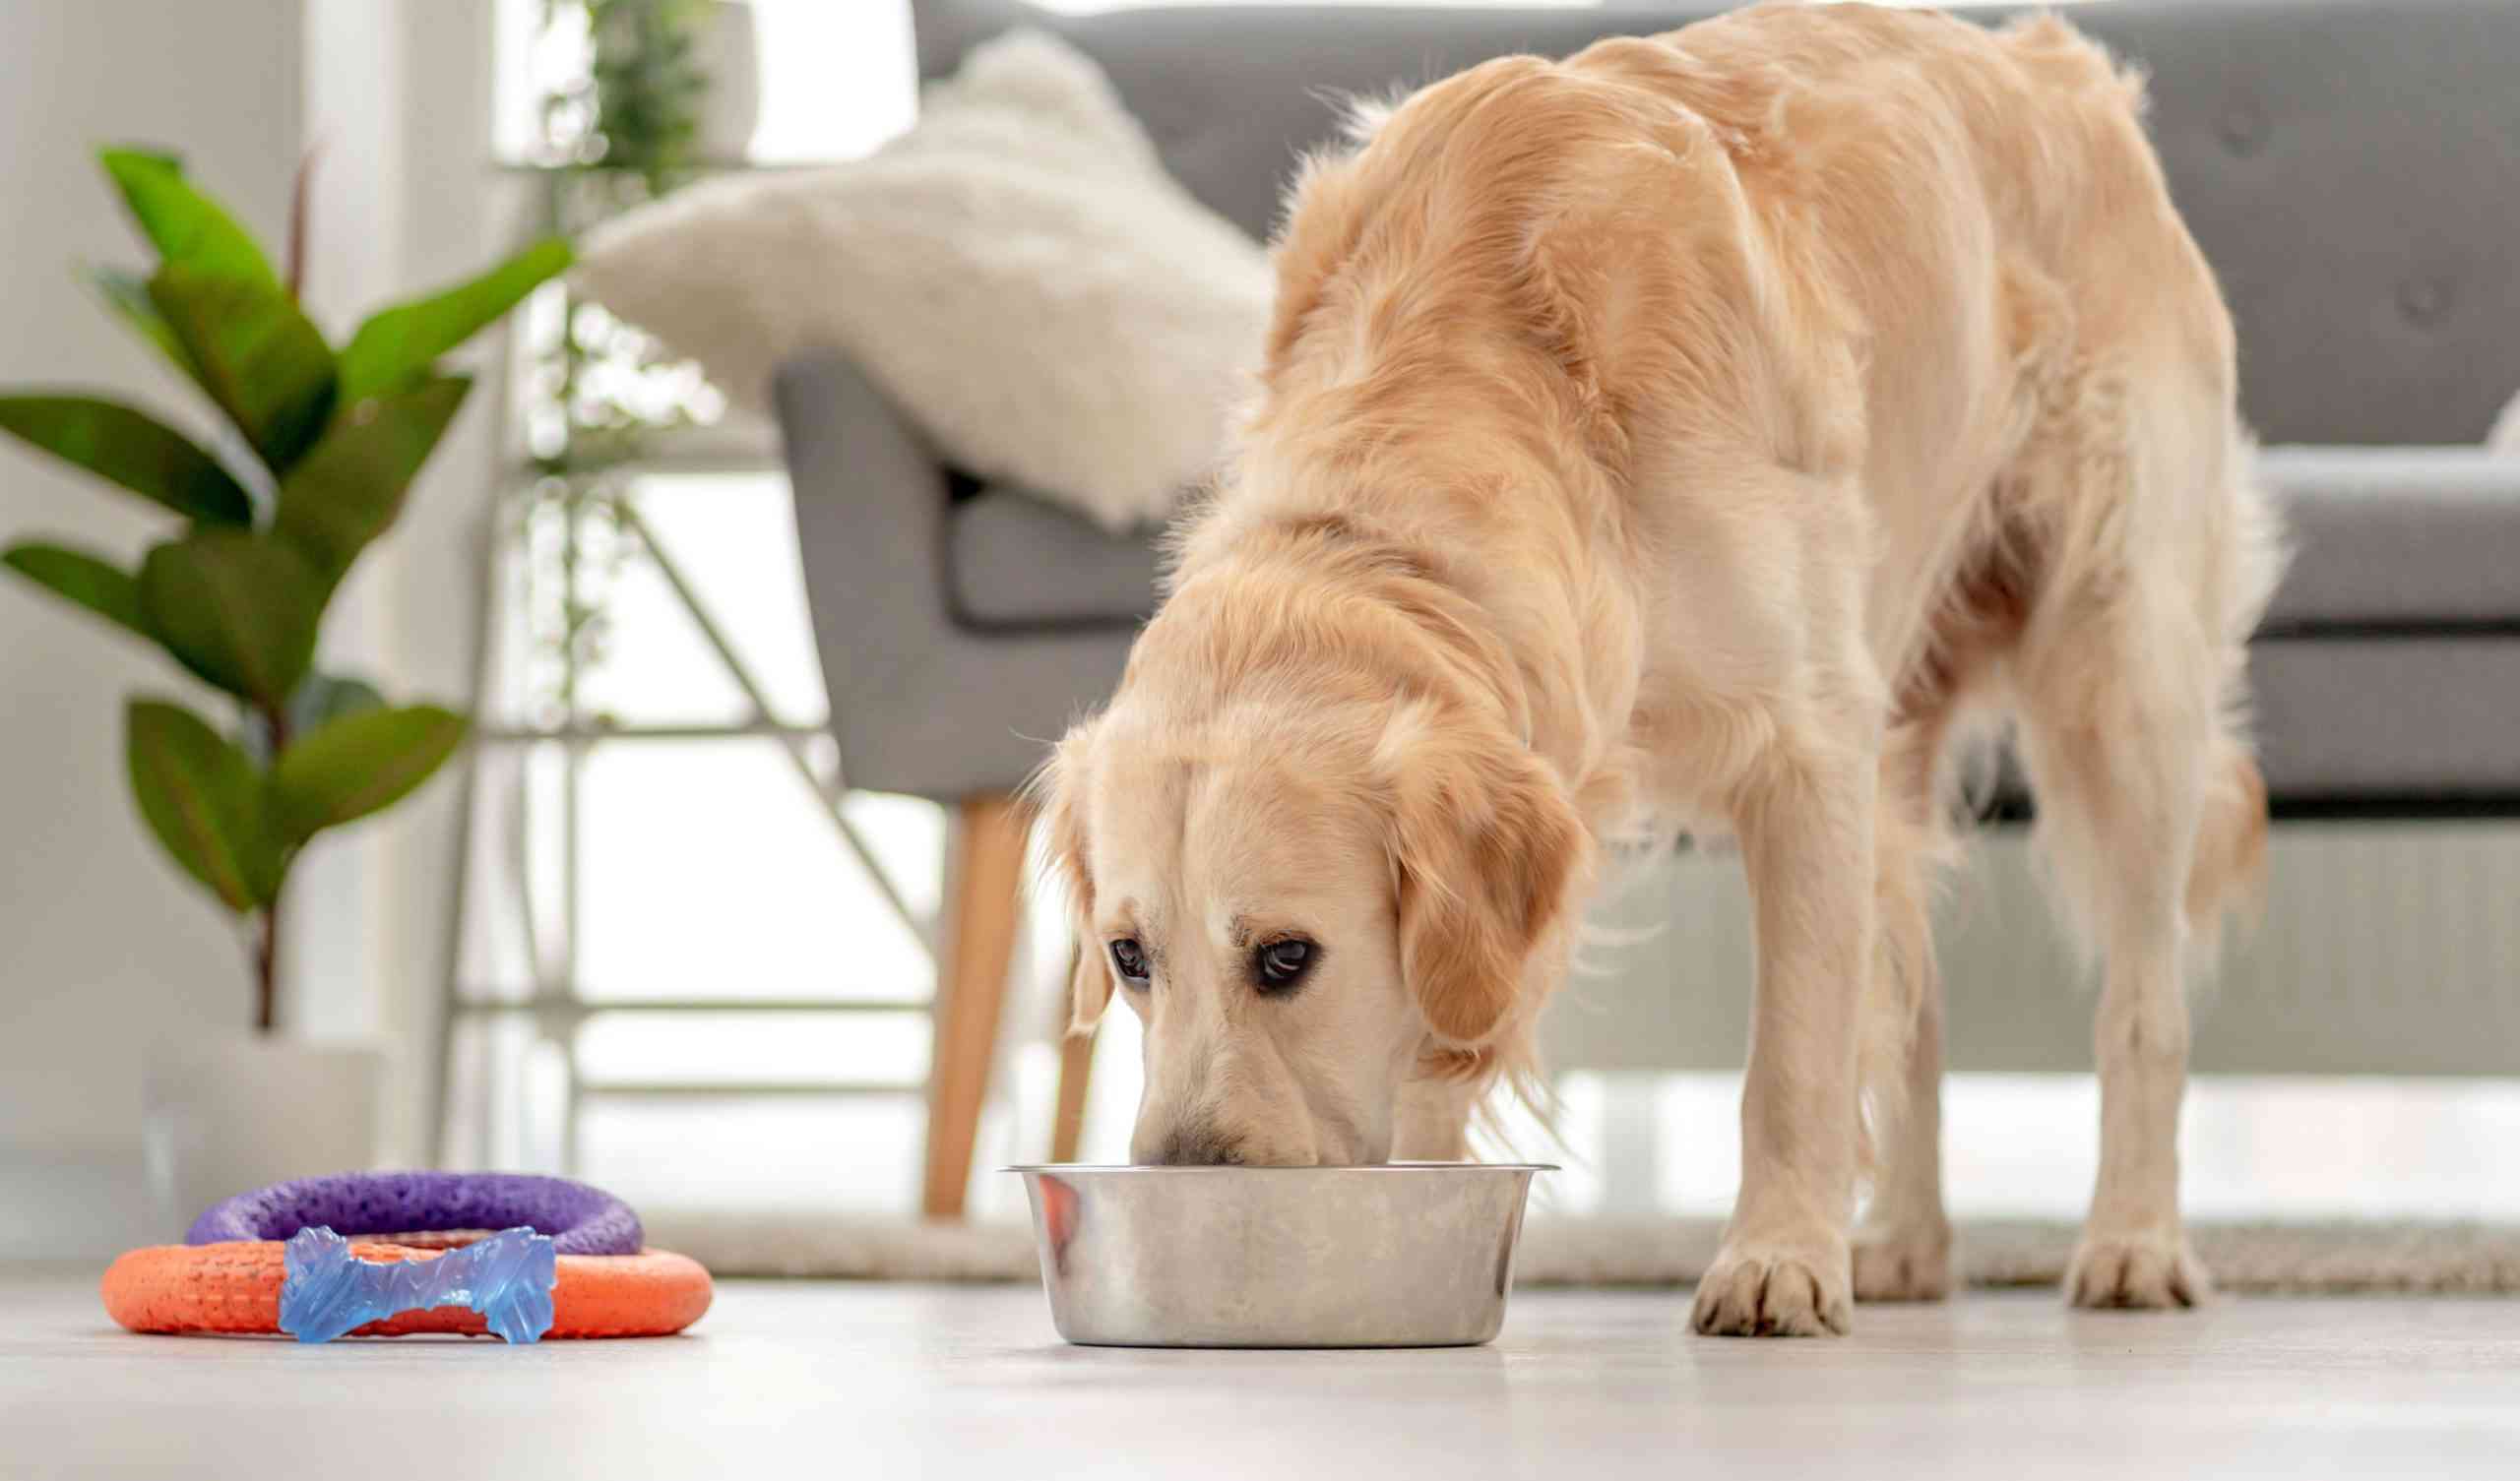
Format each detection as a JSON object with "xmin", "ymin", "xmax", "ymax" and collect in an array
[
  {"xmin": 2067, "ymin": 1228, "xmax": 2209, "ymax": 1310},
  {"xmin": 1852, "ymin": 1219, "xmax": 1952, "ymax": 1303},
  {"xmin": 1691, "ymin": 1235, "xmax": 1853, "ymax": 1337}
]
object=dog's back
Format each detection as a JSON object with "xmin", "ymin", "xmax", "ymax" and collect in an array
[{"xmin": 1242, "ymin": 6, "xmax": 2281, "ymax": 1318}]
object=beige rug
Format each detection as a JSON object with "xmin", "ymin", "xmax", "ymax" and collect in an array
[{"xmin": 646, "ymin": 1209, "xmax": 2520, "ymax": 1295}]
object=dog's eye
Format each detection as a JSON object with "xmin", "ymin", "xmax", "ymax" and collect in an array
[
  {"xmin": 1254, "ymin": 938, "xmax": 1316, "ymax": 994},
  {"xmin": 1109, "ymin": 938, "xmax": 1150, "ymax": 984}
]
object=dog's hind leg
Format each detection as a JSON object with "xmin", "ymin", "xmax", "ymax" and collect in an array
[
  {"xmin": 2006, "ymin": 394, "xmax": 2271, "ymax": 1310},
  {"xmin": 1852, "ymin": 717, "xmax": 1961, "ymax": 1302},
  {"xmin": 2014, "ymin": 628, "xmax": 2220, "ymax": 1308},
  {"xmin": 1854, "ymin": 524, "xmax": 2032, "ymax": 1302}
]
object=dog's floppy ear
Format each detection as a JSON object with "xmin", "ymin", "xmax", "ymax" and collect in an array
[
  {"xmin": 1378, "ymin": 707, "xmax": 1584, "ymax": 1046},
  {"xmin": 1030, "ymin": 724, "xmax": 1111, "ymax": 1035},
  {"xmin": 1064, "ymin": 938, "xmax": 1111, "ymax": 1038}
]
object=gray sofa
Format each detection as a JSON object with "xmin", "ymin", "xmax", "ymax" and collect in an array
[{"xmin": 779, "ymin": 0, "xmax": 2520, "ymax": 1211}]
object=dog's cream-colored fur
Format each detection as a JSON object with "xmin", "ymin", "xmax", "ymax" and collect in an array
[{"xmin": 1038, "ymin": 4, "xmax": 2284, "ymax": 1336}]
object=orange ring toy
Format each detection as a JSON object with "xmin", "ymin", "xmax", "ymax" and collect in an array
[{"xmin": 102, "ymin": 1240, "xmax": 712, "ymax": 1339}]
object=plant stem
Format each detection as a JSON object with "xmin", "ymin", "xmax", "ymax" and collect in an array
[
  {"xmin": 285, "ymin": 147, "xmax": 318, "ymax": 302},
  {"xmin": 253, "ymin": 701, "xmax": 294, "ymax": 1034},
  {"xmin": 253, "ymin": 893, "xmax": 282, "ymax": 1034}
]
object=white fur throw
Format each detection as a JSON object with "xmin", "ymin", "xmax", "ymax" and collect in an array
[{"xmin": 574, "ymin": 31, "xmax": 1272, "ymax": 531}]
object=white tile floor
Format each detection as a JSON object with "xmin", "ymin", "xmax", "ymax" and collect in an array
[{"xmin": 7, "ymin": 1270, "xmax": 2518, "ymax": 1478}]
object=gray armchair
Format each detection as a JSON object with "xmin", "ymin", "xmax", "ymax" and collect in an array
[{"xmin": 781, "ymin": 0, "xmax": 2520, "ymax": 1215}]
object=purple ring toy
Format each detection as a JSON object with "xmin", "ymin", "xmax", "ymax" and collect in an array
[{"xmin": 185, "ymin": 1171, "xmax": 643, "ymax": 1257}]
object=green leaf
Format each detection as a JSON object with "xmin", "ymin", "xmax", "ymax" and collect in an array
[
  {"xmin": 98, "ymin": 148, "xmax": 282, "ymax": 290},
  {"xmin": 148, "ymin": 264, "xmax": 338, "ymax": 475},
  {"xmin": 271, "ymin": 376, "xmax": 471, "ymax": 585},
  {"xmin": 338, "ymin": 238, "xmax": 572, "ymax": 405},
  {"xmin": 270, "ymin": 704, "xmax": 469, "ymax": 845},
  {"xmin": 289, "ymin": 672, "xmax": 388, "ymax": 733},
  {"xmin": 241, "ymin": 672, "xmax": 388, "ymax": 768},
  {"xmin": 87, "ymin": 266, "xmax": 203, "ymax": 380},
  {"xmin": 3, "ymin": 541, "xmax": 152, "ymax": 642},
  {"xmin": 0, "ymin": 396, "xmax": 252, "ymax": 525},
  {"xmin": 137, "ymin": 531, "xmax": 324, "ymax": 709},
  {"xmin": 125, "ymin": 698, "xmax": 281, "ymax": 912}
]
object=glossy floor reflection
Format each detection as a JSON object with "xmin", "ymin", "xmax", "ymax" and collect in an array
[{"xmin": 6, "ymin": 1272, "xmax": 2514, "ymax": 1477}]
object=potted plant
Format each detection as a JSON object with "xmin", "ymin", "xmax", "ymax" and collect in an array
[{"xmin": 0, "ymin": 147, "xmax": 570, "ymax": 1216}]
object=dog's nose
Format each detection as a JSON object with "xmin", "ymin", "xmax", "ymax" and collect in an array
[{"xmin": 1146, "ymin": 1124, "xmax": 1245, "ymax": 1166}]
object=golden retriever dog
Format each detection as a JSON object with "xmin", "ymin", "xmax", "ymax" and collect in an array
[{"xmin": 1034, "ymin": 2, "xmax": 2282, "ymax": 1337}]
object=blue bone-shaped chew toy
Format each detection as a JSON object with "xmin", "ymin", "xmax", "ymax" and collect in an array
[{"xmin": 278, "ymin": 1225, "xmax": 558, "ymax": 1344}]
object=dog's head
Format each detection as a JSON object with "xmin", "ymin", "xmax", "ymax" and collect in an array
[{"xmin": 1035, "ymin": 685, "xmax": 1582, "ymax": 1166}]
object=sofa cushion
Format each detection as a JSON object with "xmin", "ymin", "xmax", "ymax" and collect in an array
[
  {"xmin": 2250, "ymin": 637, "xmax": 2520, "ymax": 801},
  {"xmin": 941, "ymin": 480, "xmax": 2520, "ymax": 803},
  {"xmin": 948, "ymin": 449, "xmax": 2520, "ymax": 634},
  {"xmin": 2259, "ymin": 447, "xmax": 2520, "ymax": 633},
  {"xmin": 948, "ymin": 485, "xmax": 1162, "ymax": 630}
]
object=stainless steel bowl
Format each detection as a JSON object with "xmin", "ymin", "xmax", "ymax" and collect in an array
[{"xmin": 1009, "ymin": 1163, "xmax": 1550, "ymax": 1348}]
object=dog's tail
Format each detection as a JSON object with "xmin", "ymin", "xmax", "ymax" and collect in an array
[
  {"xmin": 2185, "ymin": 740, "xmax": 2271, "ymax": 970},
  {"xmin": 2183, "ymin": 431, "xmax": 2284, "ymax": 973}
]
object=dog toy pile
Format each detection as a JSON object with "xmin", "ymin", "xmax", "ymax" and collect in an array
[{"xmin": 100, "ymin": 1171, "xmax": 711, "ymax": 1343}]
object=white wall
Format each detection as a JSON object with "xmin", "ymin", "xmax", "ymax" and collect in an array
[
  {"xmin": 0, "ymin": 0, "xmax": 307, "ymax": 1255},
  {"xmin": 0, "ymin": 0, "xmax": 503, "ymax": 1256},
  {"xmin": 339, "ymin": 0, "xmax": 508, "ymax": 1180}
]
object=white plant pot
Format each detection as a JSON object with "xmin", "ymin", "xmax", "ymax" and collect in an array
[
  {"xmin": 143, "ymin": 1034, "xmax": 384, "ymax": 1240},
  {"xmin": 694, "ymin": 0, "xmax": 761, "ymax": 162}
]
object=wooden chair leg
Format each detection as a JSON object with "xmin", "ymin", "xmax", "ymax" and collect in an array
[
  {"xmin": 1050, "ymin": 1009, "xmax": 1098, "ymax": 1164},
  {"xmin": 922, "ymin": 793, "xmax": 1028, "ymax": 1220}
]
